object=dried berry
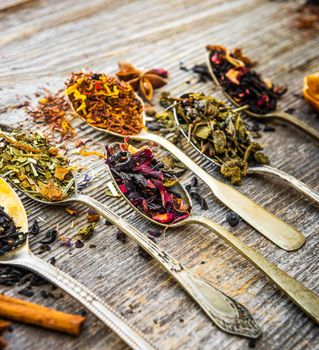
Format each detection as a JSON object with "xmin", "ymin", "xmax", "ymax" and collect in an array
[{"xmin": 226, "ymin": 212, "xmax": 240, "ymax": 227}]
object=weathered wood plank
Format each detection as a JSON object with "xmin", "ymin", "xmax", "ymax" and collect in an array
[{"xmin": 0, "ymin": 0, "xmax": 318, "ymax": 349}]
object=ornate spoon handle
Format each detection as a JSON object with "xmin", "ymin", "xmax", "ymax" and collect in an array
[
  {"xmin": 189, "ymin": 216, "xmax": 319, "ymax": 324},
  {"xmin": 266, "ymin": 111, "xmax": 319, "ymax": 141},
  {"xmin": 135, "ymin": 131, "xmax": 304, "ymax": 251},
  {"xmin": 73, "ymin": 193, "xmax": 261, "ymax": 339},
  {"xmin": 248, "ymin": 164, "xmax": 319, "ymax": 204},
  {"xmin": 7, "ymin": 249, "xmax": 156, "ymax": 350}
]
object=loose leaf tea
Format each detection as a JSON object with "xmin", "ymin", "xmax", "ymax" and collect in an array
[
  {"xmin": 106, "ymin": 142, "xmax": 191, "ymax": 224},
  {"xmin": 26, "ymin": 89, "xmax": 74, "ymax": 139},
  {"xmin": 0, "ymin": 130, "xmax": 75, "ymax": 201},
  {"xmin": 65, "ymin": 72, "xmax": 144, "ymax": 135},
  {"xmin": 168, "ymin": 93, "xmax": 269, "ymax": 185},
  {"xmin": 0, "ymin": 206, "xmax": 27, "ymax": 256},
  {"xmin": 207, "ymin": 45, "xmax": 286, "ymax": 114},
  {"xmin": 115, "ymin": 62, "xmax": 168, "ymax": 102}
]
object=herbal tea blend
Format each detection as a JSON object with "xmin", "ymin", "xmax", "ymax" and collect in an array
[
  {"xmin": 65, "ymin": 72, "xmax": 144, "ymax": 135},
  {"xmin": 0, "ymin": 206, "xmax": 27, "ymax": 256},
  {"xmin": 106, "ymin": 142, "xmax": 191, "ymax": 224},
  {"xmin": 167, "ymin": 93, "xmax": 269, "ymax": 185},
  {"xmin": 26, "ymin": 89, "xmax": 74, "ymax": 139},
  {"xmin": 0, "ymin": 130, "xmax": 75, "ymax": 201},
  {"xmin": 207, "ymin": 45, "xmax": 286, "ymax": 114}
]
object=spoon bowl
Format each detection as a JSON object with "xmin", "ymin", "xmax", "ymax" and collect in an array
[
  {"xmin": 106, "ymin": 141, "xmax": 319, "ymax": 325},
  {"xmin": 170, "ymin": 93, "xmax": 319, "ymax": 205},
  {"xmin": 65, "ymin": 75, "xmax": 305, "ymax": 250},
  {"xmin": 206, "ymin": 51, "xmax": 319, "ymax": 141},
  {"xmin": 0, "ymin": 177, "xmax": 155, "ymax": 350},
  {"xmin": 0, "ymin": 132, "xmax": 261, "ymax": 339}
]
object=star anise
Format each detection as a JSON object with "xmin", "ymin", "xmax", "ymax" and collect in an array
[{"xmin": 115, "ymin": 62, "xmax": 168, "ymax": 102}]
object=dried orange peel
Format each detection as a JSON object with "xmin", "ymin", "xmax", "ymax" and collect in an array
[{"xmin": 303, "ymin": 72, "xmax": 319, "ymax": 112}]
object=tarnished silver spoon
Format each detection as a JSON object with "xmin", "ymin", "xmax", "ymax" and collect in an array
[
  {"xmin": 170, "ymin": 93, "xmax": 319, "ymax": 205},
  {"xmin": 206, "ymin": 51, "xmax": 319, "ymax": 141},
  {"xmin": 66, "ymin": 81, "xmax": 304, "ymax": 251},
  {"xmin": 107, "ymin": 141, "xmax": 319, "ymax": 326},
  {"xmin": 0, "ymin": 177, "xmax": 156, "ymax": 350},
  {"xmin": 0, "ymin": 167, "xmax": 261, "ymax": 338}
]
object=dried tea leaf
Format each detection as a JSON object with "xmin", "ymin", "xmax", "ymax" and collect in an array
[
  {"xmin": 54, "ymin": 166, "xmax": 70, "ymax": 181},
  {"xmin": 39, "ymin": 181, "xmax": 63, "ymax": 201},
  {"xmin": 194, "ymin": 125, "xmax": 211, "ymax": 139}
]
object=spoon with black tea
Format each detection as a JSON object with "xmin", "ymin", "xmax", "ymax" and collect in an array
[
  {"xmin": 65, "ymin": 72, "xmax": 304, "ymax": 251},
  {"xmin": 106, "ymin": 141, "xmax": 319, "ymax": 325},
  {"xmin": 0, "ymin": 177, "xmax": 156, "ymax": 350},
  {"xmin": 0, "ymin": 134, "xmax": 261, "ymax": 339},
  {"xmin": 170, "ymin": 93, "xmax": 319, "ymax": 205},
  {"xmin": 206, "ymin": 47, "xmax": 319, "ymax": 141}
]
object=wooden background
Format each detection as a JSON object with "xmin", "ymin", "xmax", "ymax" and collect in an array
[{"xmin": 0, "ymin": 0, "xmax": 319, "ymax": 349}]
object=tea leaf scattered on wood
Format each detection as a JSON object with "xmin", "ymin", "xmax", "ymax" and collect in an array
[
  {"xmin": 207, "ymin": 45, "xmax": 287, "ymax": 114},
  {"xmin": 26, "ymin": 89, "xmax": 74, "ymax": 139},
  {"xmin": 0, "ymin": 130, "xmax": 75, "ymax": 201},
  {"xmin": 167, "ymin": 93, "xmax": 269, "ymax": 185},
  {"xmin": 66, "ymin": 72, "xmax": 144, "ymax": 135}
]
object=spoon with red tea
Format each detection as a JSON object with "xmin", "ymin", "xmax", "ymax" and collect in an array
[
  {"xmin": 0, "ymin": 131, "xmax": 261, "ymax": 339},
  {"xmin": 206, "ymin": 45, "xmax": 319, "ymax": 141},
  {"xmin": 106, "ymin": 141, "xmax": 319, "ymax": 325},
  {"xmin": 65, "ymin": 71, "xmax": 304, "ymax": 251},
  {"xmin": 169, "ymin": 93, "xmax": 319, "ymax": 204},
  {"xmin": 0, "ymin": 177, "xmax": 156, "ymax": 350}
]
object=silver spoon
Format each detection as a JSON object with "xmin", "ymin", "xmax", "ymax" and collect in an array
[
  {"xmin": 0, "ymin": 177, "xmax": 156, "ymax": 350},
  {"xmin": 66, "ymin": 84, "xmax": 304, "ymax": 251},
  {"xmin": 171, "ymin": 93, "xmax": 319, "ymax": 205},
  {"xmin": 206, "ymin": 51, "xmax": 319, "ymax": 141},
  {"xmin": 106, "ymin": 141, "xmax": 319, "ymax": 325},
  {"xmin": 0, "ymin": 173, "xmax": 261, "ymax": 339}
]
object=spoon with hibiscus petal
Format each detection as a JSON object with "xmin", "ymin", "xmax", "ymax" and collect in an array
[
  {"xmin": 0, "ymin": 131, "xmax": 261, "ymax": 340},
  {"xmin": 65, "ymin": 71, "xmax": 304, "ymax": 251},
  {"xmin": 106, "ymin": 141, "xmax": 319, "ymax": 325}
]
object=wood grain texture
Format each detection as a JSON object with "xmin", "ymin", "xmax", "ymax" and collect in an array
[{"xmin": 0, "ymin": 0, "xmax": 318, "ymax": 349}]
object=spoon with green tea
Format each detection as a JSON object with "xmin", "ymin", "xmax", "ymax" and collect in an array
[
  {"xmin": 0, "ymin": 129, "xmax": 261, "ymax": 339},
  {"xmin": 206, "ymin": 45, "xmax": 319, "ymax": 141},
  {"xmin": 65, "ymin": 71, "xmax": 304, "ymax": 251},
  {"xmin": 0, "ymin": 177, "xmax": 156, "ymax": 350},
  {"xmin": 106, "ymin": 140, "xmax": 319, "ymax": 325},
  {"xmin": 169, "ymin": 93, "xmax": 319, "ymax": 204}
]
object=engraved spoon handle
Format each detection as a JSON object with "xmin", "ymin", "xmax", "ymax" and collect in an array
[
  {"xmin": 189, "ymin": 216, "xmax": 319, "ymax": 324},
  {"xmin": 248, "ymin": 164, "xmax": 319, "ymax": 204},
  {"xmin": 72, "ymin": 193, "xmax": 261, "ymax": 339},
  {"xmin": 135, "ymin": 131, "xmax": 304, "ymax": 251},
  {"xmin": 266, "ymin": 111, "xmax": 319, "ymax": 141},
  {"xmin": 7, "ymin": 251, "xmax": 156, "ymax": 350}
]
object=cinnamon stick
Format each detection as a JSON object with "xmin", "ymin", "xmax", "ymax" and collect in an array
[{"xmin": 0, "ymin": 294, "xmax": 85, "ymax": 336}]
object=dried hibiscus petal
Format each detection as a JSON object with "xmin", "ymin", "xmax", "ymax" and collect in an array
[{"xmin": 106, "ymin": 141, "xmax": 191, "ymax": 224}]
